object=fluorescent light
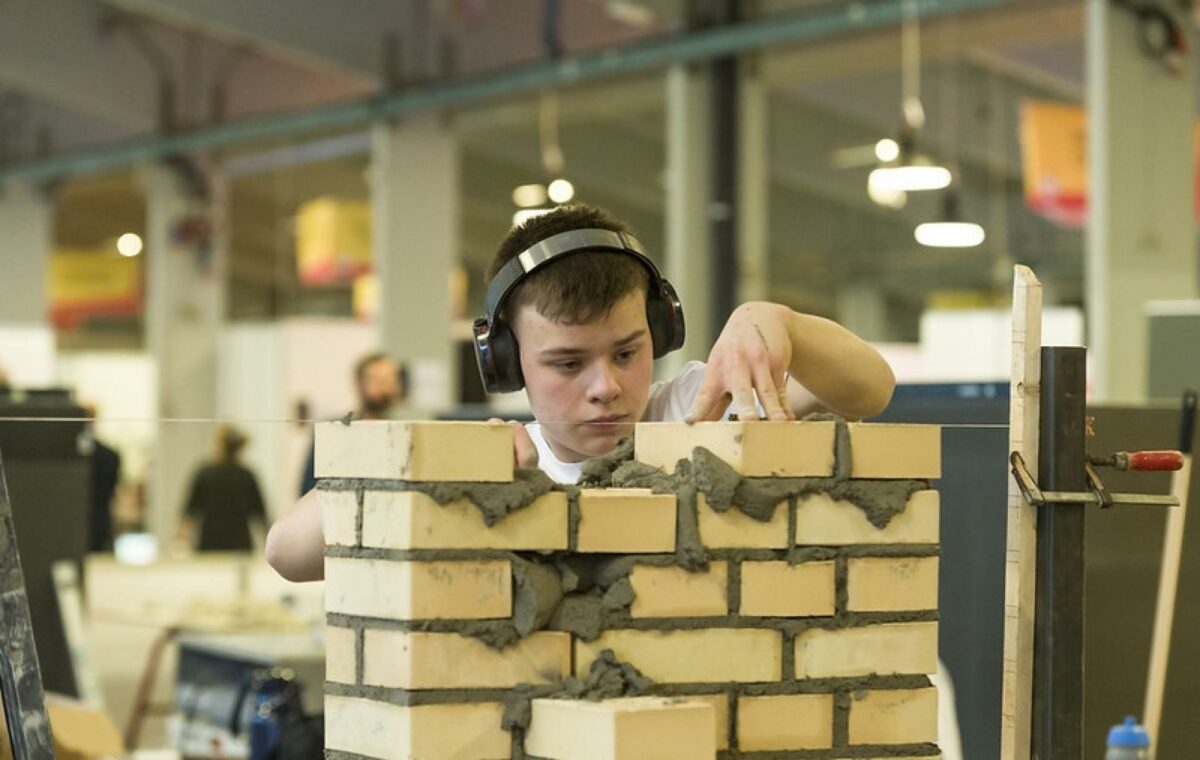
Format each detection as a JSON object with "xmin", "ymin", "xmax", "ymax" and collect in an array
[
  {"xmin": 867, "ymin": 172, "xmax": 907, "ymax": 209},
  {"xmin": 116, "ymin": 232, "xmax": 143, "ymax": 257},
  {"xmin": 547, "ymin": 178, "xmax": 575, "ymax": 204},
  {"xmin": 512, "ymin": 183, "xmax": 547, "ymax": 208},
  {"xmin": 875, "ymin": 138, "xmax": 900, "ymax": 162},
  {"xmin": 513, "ymin": 208, "xmax": 553, "ymax": 227},
  {"xmin": 869, "ymin": 162, "xmax": 952, "ymax": 192},
  {"xmin": 915, "ymin": 221, "xmax": 986, "ymax": 248}
]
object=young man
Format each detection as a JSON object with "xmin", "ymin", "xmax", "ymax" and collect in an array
[{"xmin": 264, "ymin": 204, "xmax": 894, "ymax": 581}]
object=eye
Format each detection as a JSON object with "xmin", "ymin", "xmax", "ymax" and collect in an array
[
  {"xmin": 552, "ymin": 360, "xmax": 581, "ymax": 373},
  {"xmin": 614, "ymin": 346, "xmax": 640, "ymax": 364}
]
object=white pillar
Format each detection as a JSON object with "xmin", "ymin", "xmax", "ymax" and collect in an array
[
  {"xmin": 0, "ymin": 182, "xmax": 51, "ymax": 323},
  {"xmin": 738, "ymin": 57, "xmax": 769, "ymax": 306},
  {"xmin": 1086, "ymin": 2, "xmax": 1197, "ymax": 402},
  {"xmin": 837, "ymin": 282, "xmax": 889, "ymax": 343},
  {"xmin": 663, "ymin": 64, "xmax": 714, "ymax": 377},
  {"xmin": 142, "ymin": 163, "xmax": 225, "ymax": 545},
  {"xmin": 371, "ymin": 115, "xmax": 459, "ymax": 411}
]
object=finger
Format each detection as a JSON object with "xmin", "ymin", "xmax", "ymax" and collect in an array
[
  {"xmin": 696, "ymin": 391, "xmax": 734, "ymax": 422},
  {"xmin": 685, "ymin": 367, "xmax": 726, "ymax": 424},
  {"xmin": 733, "ymin": 388, "xmax": 760, "ymax": 421},
  {"xmin": 753, "ymin": 363, "xmax": 789, "ymax": 422},
  {"xmin": 512, "ymin": 424, "xmax": 539, "ymax": 469},
  {"xmin": 491, "ymin": 418, "xmax": 539, "ymax": 469}
]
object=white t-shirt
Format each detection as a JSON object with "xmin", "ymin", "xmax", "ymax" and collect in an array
[{"xmin": 526, "ymin": 360, "xmax": 707, "ymax": 485}]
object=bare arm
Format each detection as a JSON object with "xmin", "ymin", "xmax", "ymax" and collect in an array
[
  {"xmin": 686, "ymin": 302, "xmax": 895, "ymax": 423},
  {"xmin": 264, "ymin": 489, "xmax": 325, "ymax": 582}
]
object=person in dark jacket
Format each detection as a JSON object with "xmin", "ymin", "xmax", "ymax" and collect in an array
[{"xmin": 180, "ymin": 425, "xmax": 266, "ymax": 552}]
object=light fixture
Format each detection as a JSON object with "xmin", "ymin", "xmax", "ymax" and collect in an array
[
  {"xmin": 874, "ymin": 138, "xmax": 900, "ymax": 163},
  {"xmin": 512, "ymin": 184, "xmax": 547, "ymax": 208},
  {"xmin": 866, "ymin": 4, "xmax": 951, "ymax": 199},
  {"xmin": 547, "ymin": 178, "xmax": 574, "ymax": 204},
  {"xmin": 867, "ymin": 172, "xmax": 907, "ymax": 209},
  {"xmin": 915, "ymin": 190, "xmax": 985, "ymax": 248},
  {"xmin": 116, "ymin": 232, "xmax": 143, "ymax": 257},
  {"xmin": 869, "ymin": 158, "xmax": 952, "ymax": 193}
]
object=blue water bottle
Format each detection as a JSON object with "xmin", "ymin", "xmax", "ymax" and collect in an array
[{"xmin": 1105, "ymin": 716, "xmax": 1150, "ymax": 760}]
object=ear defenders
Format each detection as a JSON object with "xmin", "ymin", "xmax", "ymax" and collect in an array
[{"xmin": 472, "ymin": 227, "xmax": 686, "ymax": 394}]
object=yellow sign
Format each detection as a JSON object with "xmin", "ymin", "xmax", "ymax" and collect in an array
[
  {"xmin": 295, "ymin": 197, "xmax": 372, "ymax": 285},
  {"xmin": 49, "ymin": 249, "xmax": 141, "ymax": 327}
]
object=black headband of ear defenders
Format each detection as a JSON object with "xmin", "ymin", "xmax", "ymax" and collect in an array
[{"xmin": 482, "ymin": 227, "xmax": 661, "ymax": 325}]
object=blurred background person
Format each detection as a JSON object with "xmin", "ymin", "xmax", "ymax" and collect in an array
[
  {"xmin": 179, "ymin": 424, "xmax": 266, "ymax": 552},
  {"xmin": 297, "ymin": 352, "xmax": 406, "ymax": 495},
  {"xmin": 81, "ymin": 403, "xmax": 121, "ymax": 553}
]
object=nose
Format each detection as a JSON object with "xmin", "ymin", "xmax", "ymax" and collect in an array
[{"xmin": 585, "ymin": 360, "xmax": 622, "ymax": 404}]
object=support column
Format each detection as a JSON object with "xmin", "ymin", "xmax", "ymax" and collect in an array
[
  {"xmin": 737, "ymin": 55, "xmax": 769, "ymax": 306},
  {"xmin": 371, "ymin": 115, "xmax": 459, "ymax": 410},
  {"xmin": 0, "ymin": 183, "xmax": 51, "ymax": 325},
  {"xmin": 663, "ymin": 64, "xmax": 713, "ymax": 376},
  {"xmin": 1086, "ymin": 2, "xmax": 1197, "ymax": 402},
  {"xmin": 142, "ymin": 163, "xmax": 224, "ymax": 545},
  {"xmin": 837, "ymin": 282, "xmax": 889, "ymax": 343}
]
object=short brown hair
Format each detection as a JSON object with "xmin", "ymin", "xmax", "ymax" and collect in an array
[{"xmin": 486, "ymin": 204, "xmax": 649, "ymax": 324}]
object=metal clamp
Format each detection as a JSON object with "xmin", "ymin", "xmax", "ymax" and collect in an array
[{"xmin": 1010, "ymin": 451, "xmax": 1179, "ymax": 509}]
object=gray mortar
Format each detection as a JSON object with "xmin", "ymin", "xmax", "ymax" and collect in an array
[
  {"xmin": 512, "ymin": 558, "xmax": 563, "ymax": 636},
  {"xmin": 502, "ymin": 650, "xmax": 652, "ymax": 759}
]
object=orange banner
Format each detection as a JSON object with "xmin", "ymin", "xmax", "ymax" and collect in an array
[{"xmin": 1021, "ymin": 100, "xmax": 1200, "ymax": 228}]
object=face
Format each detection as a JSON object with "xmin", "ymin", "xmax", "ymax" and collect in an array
[
  {"xmin": 358, "ymin": 358, "xmax": 402, "ymax": 417},
  {"xmin": 514, "ymin": 291, "xmax": 654, "ymax": 463}
]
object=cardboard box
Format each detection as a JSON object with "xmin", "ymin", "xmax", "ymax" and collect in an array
[{"xmin": 0, "ymin": 694, "xmax": 124, "ymax": 760}]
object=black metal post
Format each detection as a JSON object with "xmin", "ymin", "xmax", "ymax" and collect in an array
[{"xmin": 1032, "ymin": 346, "xmax": 1087, "ymax": 759}]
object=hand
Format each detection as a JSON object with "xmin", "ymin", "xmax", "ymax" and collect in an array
[
  {"xmin": 685, "ymin": 302, "xmax": 796, "ymax": 423},
  {"xmin": 490, "ymin": 418, "xmax": 539, "ymax": 469}
]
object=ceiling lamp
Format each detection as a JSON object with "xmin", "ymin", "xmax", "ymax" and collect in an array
[
  {"xmin": 547, "ymin": 178, "xmax": 574, "ymax": 204},
  {"xmin": 512, "ymin": 183, "xmax": 548, "ymax": 208},
  {"xmin": 915, "ymin": 190, "xmax": 985, "ymax": 248},
  {"xmin": 867, "ymin": 4, "xmax": 950, "ymax": 197}
]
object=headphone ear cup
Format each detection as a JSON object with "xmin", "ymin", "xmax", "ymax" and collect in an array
[
  {"xmin": 647, "ymin": 280, "xmax": 686, "ymax": 358},
  {"xmin": 488, "ymin": 323, "xmax": 525, "ymax": 393}
]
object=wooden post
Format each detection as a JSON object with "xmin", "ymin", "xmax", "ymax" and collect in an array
[
  {"xmin": 1143, "ymin": 390, "xmax": 1197, "ymax": 754},
  {"xmin": 1001, "ymin": 265, "xmax": 1042, "ymax": 760}
]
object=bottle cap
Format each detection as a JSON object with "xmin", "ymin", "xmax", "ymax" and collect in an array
[{"xmin": 1107, "ymin": 716, "xmax": 1150, "ymax": 748}]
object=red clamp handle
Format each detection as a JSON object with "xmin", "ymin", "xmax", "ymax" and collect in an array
[{"xmin": 1121, "ymin": 450, "xmax": 1184, "ymax": 472}]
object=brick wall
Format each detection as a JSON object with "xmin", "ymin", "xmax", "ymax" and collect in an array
[{"xmin": 317, "ymin": 419, "xmax": 941, "ymax": 760}]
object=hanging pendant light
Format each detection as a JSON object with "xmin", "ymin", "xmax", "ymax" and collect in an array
[
  {"xmin": 915, "ymin": 188, "xmax": 986, "ymax": 248},
  {"xmin": 867, "ymin": 2, "xmax": 950, "ymax": 199}
]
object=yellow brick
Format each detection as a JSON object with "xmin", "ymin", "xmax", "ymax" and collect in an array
[
  {"xmin": 794, "ymin": 622, "xmax": 938, "ymax": 679},
  {"xmin": 576, "ymin": 629, "xmax": 780, "ymax": 683},
  {"xmin": 362, "ymin": 630, "xmax": 570, "ymax": 689},
  {"xmin": 325, "ymin": 696, "xmax": 509, "ymax": 759},
  {"xmin": 629, "ymin": 562, "xmax": 727, "ymax": 618},
  {"xmin": 320, "ymin": 489, "xmax": 358, "ymax": 547},
  {"xmin": 848, "ymin": 423, "xmax": 941, "ymax": 479},
  {"xmin": 687, "ymin": 693, "xmax": 730, "ymax": 750},
  {"xmin": 525, "ymin": 696, "xmax": 716, "ymax": 760},
  {"xmin": 362, "ymin": 490, "xmax": 568, "ymax": 550},
  {"xmin": 740, "ymin": 561, "xmax": 835, "ymax": 617},
  {"xmin": 848, "ymin": 688, "xmax": 939, "ymax": 745},
  {"xmin": 634, "ymin": 421, "xmax": 835, "ymax": 476},
  {"xmin": 736, "ymin": 694, "xmax": 834, "ymax": 751},
  {"xmin": 577, "ymin": 489, "xmax": 676, "ymax": 553},
  {"xmin": 795, "ymin": 490, "xmax": 939, "ymax": 545},
  {"xmin": 696, "ymin": 493, "xmax": 789, "ymax": 549},
  {"xmin": 315, "ymin": 420, "xmax": 513, "ymax": 481},
  {"xmin": 324, "ymin": 557, "xmax": 511, "ymax": 620},
  {"xmin": 325, "ymin": 625, "xmax": 357, "ymax": 684},
  {"xmin": 847, "ymin": 556, "xmax": 939, "ymax": 612}
]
